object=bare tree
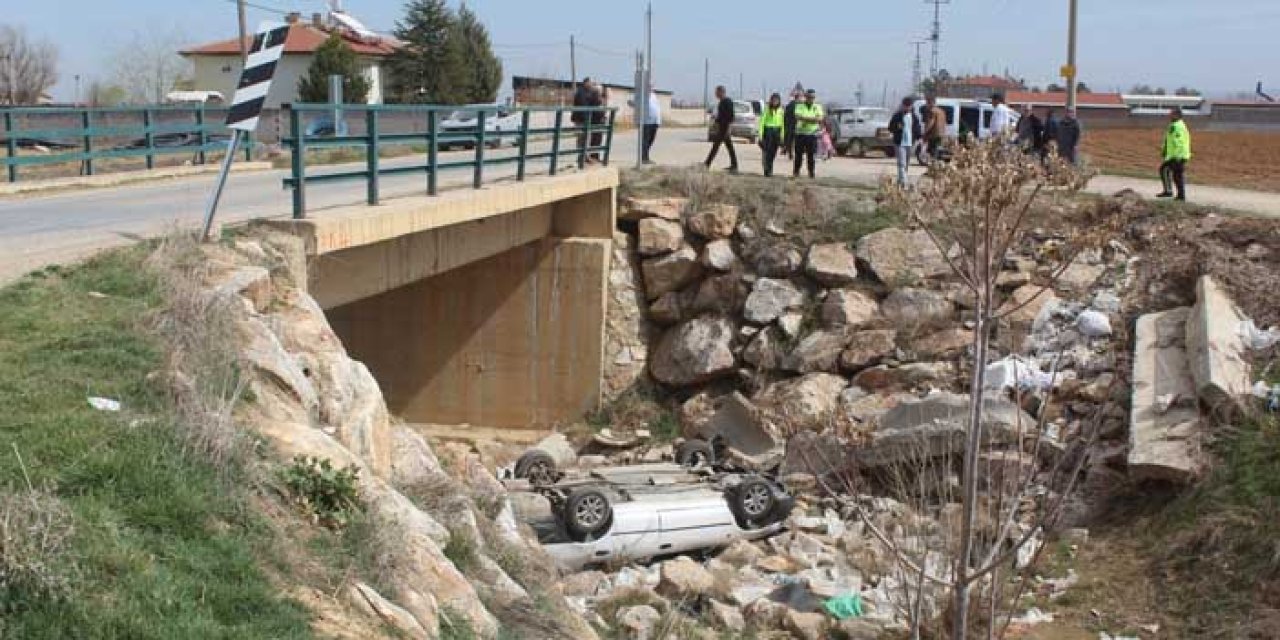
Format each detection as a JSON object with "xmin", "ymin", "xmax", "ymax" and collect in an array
[
  {"xmin": 111, "ymin": 29, "xmax": 192, "ymax": 104},
  {"xmin": 0, "ymin": 25, "xmax": 58, "ymax": 105}
]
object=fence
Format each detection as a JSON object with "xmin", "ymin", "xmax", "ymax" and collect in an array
[
  {"xmin": 282, "ymin": 103, "xmax": 617, "ymax": 219},
  {"xmin": 0, "ymin": 106, "xmax": 252, "ymax": 183}
]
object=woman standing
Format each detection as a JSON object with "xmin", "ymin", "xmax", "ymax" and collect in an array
[{"xmin": 758, "ymin": 93, "xmax": 785, "ymax": 177}]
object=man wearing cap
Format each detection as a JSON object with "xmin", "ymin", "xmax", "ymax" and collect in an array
[
  {"xmin": 792, "ymin": 88, "xmax": 824, "ymax": 178},
  {"xmin": 783, "ymin": 86, "xmax": 803, "ymax": 159},
  {"xmin": 1157, "ymin": 107, "xmax": 1192, "ymax": 201}
]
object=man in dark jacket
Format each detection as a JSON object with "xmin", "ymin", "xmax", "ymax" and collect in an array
[
  {"xmin": 1056, "ymin": 108, "xmax": 1082, "ymax": 165},
  {"xmin": 572, "ymin": 78, "xmax": 604, "ymax": 163},
  {"xmin": 888, "ymin": 97, "xmax": 923, "ymax": 185},
  {"xmin": 704, "ymin": 85, "xmax": 739, "ymax": 173},
  {"xmin": 1016, "ymin": 105, "xmax": 1044, "ymax": 155},
  {"xmin": 782, "ymin": 87, "xmax": 802, "ymax": 158}
]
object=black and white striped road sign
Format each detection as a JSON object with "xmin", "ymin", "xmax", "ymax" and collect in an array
[{"xmin": 226, "ymin": 23, "xmax": 290, "ymax": 133}]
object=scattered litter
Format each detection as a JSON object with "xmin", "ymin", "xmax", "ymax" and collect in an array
[
  {"xmin": 88, "ymin": 397, "xmax": 121, "ymax": 412},
  {"xmin": 1252, "ymin": 382, "xmax": 1280, "ymax": 412},
  {"xmin": 1099, "ymin": 634, "xmax": 1138, "ymax": 640},
  {"xmin": 1139, "ymin": 623, "xmax": 1160, "ymax": 634},
  {"xmin": 1077, "ymin": 310, "xmax": 1113, "ymax": 337},
  {"xmin": 87, "ymin": 291, "xmax": 108, "ymax": 299},
  {"xmin": 823, "ymin": 593, "xmax": 864, "ymax": 620},
  {"xmin": 1012, "ymin": 607, "xmax": 1054, "ymax": 626},
  {"xmin": 1240, "ymin": 319, "xmax": 1280, "ymax": 350},
  {"xmin": 985, "ymin": 356, "xmax": 1056, "ymax": 391}
]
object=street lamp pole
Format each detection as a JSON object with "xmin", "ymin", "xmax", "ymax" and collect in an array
[{"xmin": 1066, "ymin": 0, "xmax": 1078, "ymax": 110}]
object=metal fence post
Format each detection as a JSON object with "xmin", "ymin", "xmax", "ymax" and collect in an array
[
  {"xmin": 143, "ymin": 109, "xmax": 155, "ymax": 170},
  {"xmin": 603, "ymin": 109, "xmax": 616, "ymax": 167},
  {"xmin": 195, "ymin": 106, "xmax": 208, "ymax": 165},
  {"xmin": 427, "ymin": 110, "xmax": 439, "ymax": 196},
  {"xmin": 288, "ymin": 105, "xmax": 307, "ymax": 219},
  {"xmin": 549, "ymin": 110, "xmax": 562, "ymax": 176},
  {"xmin": 579, "ymin": 111, "xmax": 591, "ymax": 169},
  {"xmin": 516, "ymin": 110, "xmax": 531, "ymax": 181},
  {"xmin": 366, "ymin": 109, "xmax": 380, "ymax": 206},
  {"xmin": 473, "ymin": 111, "xmax": 487, "ymax": 189},
  {"xmin": 3, "ymin": 111, "xmax": 16, "ymax": 183},
  {"xmin": 81, "ymin": 110, "xmax": 94, "ymax": 176}
]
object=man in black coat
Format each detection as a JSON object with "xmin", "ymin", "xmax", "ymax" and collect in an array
[
  {"xmin": 572, "ymin": 78, "xmax": 604, "ymax": 162},
  {"xmin": 704, "ymin": 85, "xmax": 739, "ymax": 173},
  {"xmin": 782, "ymin": 87, "xmax": 802, "ymax": 158}
]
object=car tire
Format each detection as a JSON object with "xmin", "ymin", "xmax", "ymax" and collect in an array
[
  {"xmin": 513, "ymin": 450, "xmax": 557, "ymax": 484},
  {"xmin": 675, "ymin": 439, "xmax": 715, "ymax": 469},
  {"xmin": 728, "ymin": 476, "xmax": 777, "ymax": 529},
  {"xmin": 564, "ymin": 488, "xmax": 613, "ymax": 541},
  {"xmin": 848, "ymin": 139, "xmax": 866, "ymax": 158}
]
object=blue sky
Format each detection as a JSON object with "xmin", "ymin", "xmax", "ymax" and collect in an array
[{"xmin": 22, "ymin": 0, "xmax": 1280, "ymax": 103}]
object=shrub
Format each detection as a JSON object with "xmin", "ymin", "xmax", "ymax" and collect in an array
[
  {"xmin": 281, "ymin": 456, "xmax": 361, "ymax": 531},
  {"xmin": 0, "ymin": 487, "xmax": 77, "ymax": 610}
]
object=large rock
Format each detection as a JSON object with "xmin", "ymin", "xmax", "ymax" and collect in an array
[
  {"xmin": 708, "ymin": 599, "xmax": 746, "ymax": 633},
  {"xmin": 805, "ymin": 243, "xmax": 859, "ymax": 287},
  {"xmin": 1185, "ymin": 276, "xmax": 1252, "ymax": 415},
  {"xmin": 852, "ymin": 362, "xmax": 955, "ymax": 392},
  {"xmin": 858, "ymin": 392, "xmax": 1036, "ymax": 467},
  {"xmin": 648, "ymin": 292, "xmax": 685, "ymax": 325},
  {"xmin": 650, "ymin": 316, "xmax": 737, "ymax": 386},
  {"xmin": 1129, "ymin": 307, "xmax": 1205, "ymax": 483},
  {"xmin": 690, "ymin": 392, "xmax": 778, "ymax": 455},
  {"xmin": 1055, "ymin": 260, "xmax": 1106, "ymax": 295},
  {"xmin": 743, "ymin": 327, "xmax": 786, "ymax": 370},
  {"xmin": 753, "ymin": 245, "xmax": 805, "ymax": 278},
  {"xmin": 880, "ymin": 287, "xmax": 954, "ymax": 329},
  {"xmin": 701, "ymin": 239, "xmax": 740, "ymax": 271},
  {"xmin": 349, "ymin": 582, "xmax": 431, "ymax": 639},
  {"xmin": 657, "ymin": 556, "xmax": 716, "ymax": 599},
  {"xmin": 783, "ymin": 329, "xmax": 851, "ymax": 373},
  {"xmin": 689, "ymin": 273, "xmax": 747, "ymax": 315},
  {"xmin": 912, "ymin": 327, "xmax": 972, "ymax": 359},
  {"xmin": 839, "ymin": 330, "xmax": 898, "ymax": 372},
  {"xmin": 622, "ymin": 196, "xmax": 686, "ymax": 222},
  {"xmin": 1000, "ymin": 285, "xmax": 1058, "ymax": 330},
  {"xmin": 605, "ymin": 230, "xmax": 653, "ymax": 401},
  {"xmin": 744, "ymin": 278, "xmax": 807, "ymax": 324},
  {"xmin": 821, "ymin": 289, "xmax": 879, "ymax": 328},
  {"xmin": 636, "ymin": 218, "xmax": 685, "ymax": 256},
  {"xmin": 855, "ymin": 228, "xmax": 951, "ymax": 285},
  {"xmin": 615, "ymin": 605, "xmax": 662, "ymax": 640},
  {"xmin": 785, "ymin": 610, "xmax": 828, "ymax": 640},
  {"xmin": 686, "ymin": 204, "xmax": 739, "ymax": 239},
  {"xmin": 641, "ymin": 246, "xmax": 703, "ymax": 300},
  {"xmin": 390, "ymin": 426, "xmax": 443, "ymax": 489},
  {"xmin": 755, "ymin": 373, "xmax": 849, "ymax": 432}
]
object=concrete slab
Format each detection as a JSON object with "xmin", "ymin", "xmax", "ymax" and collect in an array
[
  {"xmin": 1129, "ymin": 307, "xmax": 1205, "ymax": 483},
  {"xmin": 1185, "ymin": 276, "xmax": 1252, "ymax": 416}
]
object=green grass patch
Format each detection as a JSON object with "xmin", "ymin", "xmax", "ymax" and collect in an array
[{"xmin": 0, "ymin": 248, "xmax": 313, "ymax": 639}]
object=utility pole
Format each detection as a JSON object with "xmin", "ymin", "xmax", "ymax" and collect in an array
[
  {"xmin": 237, "ymin": 0, "xmax": 249, "ymax": 61},
  {"xmin": 911, "ymin": 41, "xmax": 926, "ymax": 95},
  {"xmin": 924, "ymin": 0, "xmax": 951, "ymax": 78},
  {"xmin": 703, "ymin": 59, "xmax": 709, "ymax": 111},
  {"xmin": 570, "ymin": 35, "xmax": 577, "ymax": 91},
  {"xmin": 739, "ymin": 73, "xmax": 744, "ymax": 99},
  {"xmin": 1066, "ymin": 0, "xmax": 1079, "ymax": 110},
  {"xmin": 635, "ymin": 50, "xmax": 645, "ymax": 167},
  {"xmin": 855, "ymin": 82, "xmax": 865, "ymax": 106}
]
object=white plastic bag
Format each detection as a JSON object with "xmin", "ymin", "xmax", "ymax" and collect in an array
[
  {"xmin": 88, "ymin": 397, "xmax": 121, "ymax": 412},
  {"xmin": 1240, "ymin": 319, "xmax": 1280, "ymax": 350},
  {"xmin": 985, "ymin": 356, "xmax": 1056, "ymax": 392},
  {"xmin": 1077, "ymin": 310, "xmax": 1113, "ymax": 337}
]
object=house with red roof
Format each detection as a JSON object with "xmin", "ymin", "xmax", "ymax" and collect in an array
[
  {"xmin": 180, "ymin": 12, "xmax": 398, "ymax": 108},
  {"xmin": 940, "ymin": 75, "xmax": 1026, "ymax": 100}
]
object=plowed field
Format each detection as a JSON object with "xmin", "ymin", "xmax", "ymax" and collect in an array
[{"xmin": 1082, "ymin": 128, "xmax": 1280, "ymax": 193}]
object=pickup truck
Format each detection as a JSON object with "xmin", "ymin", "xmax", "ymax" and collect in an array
[{"xmin": 828, "ymin": 106, "xmax": 894, "ymax": 158}]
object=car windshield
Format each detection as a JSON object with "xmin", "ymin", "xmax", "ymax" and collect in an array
[
  {"xmin": 861, "ymin": 109, "xmax": 889, "ymax": 120},
  {"xmin": 733, "ymin": 102, "xmax": 752, "ymax": 114}
]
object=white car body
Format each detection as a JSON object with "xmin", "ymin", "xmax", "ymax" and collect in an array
[
  {"xmin": 913, "ymin": 98, "xmax": 1021, "ymax": 141},
  {"xmin": 439, "ymin": 106, "xmax": 522, "ymax": 149},
  {"xmin": 707, "ymin": 100, "xmax": 760, "ymax": 143},
  {"xmin": 541, "ymin": 488, "xmax": 785, "ymax": 572},
  {"xmin": 829, "ymin": 106, "xmax": 893, "ymax": 156}
]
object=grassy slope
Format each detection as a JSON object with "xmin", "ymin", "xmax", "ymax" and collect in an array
[{"xmin": 0, "ymin": 248, "xmax": 313, "ymax": 639}]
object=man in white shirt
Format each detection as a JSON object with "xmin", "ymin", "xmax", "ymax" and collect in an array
[
  {"xmin": 642, "ymin": 90, "xmax": 661, "ymax": 164},
  {"xmin": 989, "ymin": 92, "xmax": 1013, "ymax": 140}
]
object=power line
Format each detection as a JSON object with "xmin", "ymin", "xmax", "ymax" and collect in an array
[
  {"xmin": 925, "ymin": 0, "xmax": 951, "ymax": 77},
  {"xmin": 575, "ymin": 42, "xmax": 631, "ymax": 58}
]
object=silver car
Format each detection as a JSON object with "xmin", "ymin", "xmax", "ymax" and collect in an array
[{"xmin": 706, "ymin": 100, "xmax": 760, "ymax": 144}]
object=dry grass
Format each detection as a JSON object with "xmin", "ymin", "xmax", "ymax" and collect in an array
[
  {"xmin": 1082, "ymin": 128, "xmax": 1280, "ymax": 193},
  {"xmin": 0, "ymin": 483, "xmax": 78, "ymax": 604}
]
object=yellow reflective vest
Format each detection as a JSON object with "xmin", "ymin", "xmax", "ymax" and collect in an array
[
  {"xmin": 794, "ymin": 102, "xmax": 824, "ymax": 135},
  {"xmin": 1162, "ymin": 119, "xmax": 1192, "ymax": 162},
  {"xmin": 759, "ymin": 106, "xmax": 784, "ymax": 138}
]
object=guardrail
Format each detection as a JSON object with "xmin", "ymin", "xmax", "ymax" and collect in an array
[
  {"xmin": 0, "ymin": 105, "xmax": 251, "ymax": 183},
  {"xmin": 282, "ymin": 103, "xmax": 617, "ymax": 219}
]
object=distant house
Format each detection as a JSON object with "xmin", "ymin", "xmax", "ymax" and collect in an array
[
  {"xmin": 180, "ymin": 12, "xmax": 397, "ymax": 108},
  {"xmin": 942, "ymin": 75, "xmax": 1026, "ymax": 101},
  {"xmin": 512, "ymin": 76, "xmax": 674, "ymax": 125}
]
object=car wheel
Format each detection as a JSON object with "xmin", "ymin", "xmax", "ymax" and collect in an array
[
  {"xmin": 729, "ymin": 476, "xmax": 777, "ymax": 529},
  {"xmin": 848, "ymin": 139, "xmax": 866, "ymax": 158},
  {"xmin": 564, "ymin": 488, "xmax": 612, "ymax": 541},
  {"xmin": 675, "ymin": 439, "xmax": 715, "ymax": 469},
  {"xmin": 513, "ymin": 450, "xmax": 557, "ymax": 485}
]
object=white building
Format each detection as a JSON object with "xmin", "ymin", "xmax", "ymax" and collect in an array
[{"xmin": 180, "ymin": 12, "xmax": 396, "ymax": 108}]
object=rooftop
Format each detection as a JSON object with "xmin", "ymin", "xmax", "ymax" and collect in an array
[
  {"xmin": 180, "ymin": 21, "xmax": 397, "ymax": 57},
  {"xmin": 951, "ymin": 75, "xmax": 1024, "ymax": 89},
  {"xmin": 513, "ymin": 76, "xmax": 674, "ymax": 96},
  {"xmin": 1006, "ymin": 91, "xmax": 1127, "ymax": 108}
]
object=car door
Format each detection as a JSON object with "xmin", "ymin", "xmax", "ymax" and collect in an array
[{"xmin": 657, "ymin": 503, "xmax": 741, "ymax": 557}]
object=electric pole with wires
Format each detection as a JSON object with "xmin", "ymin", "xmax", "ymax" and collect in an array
[
  {"xmin": 924, "ymin": 0, "xmax": 951, "ymax": 78},
  {"xmin": 912, "ymin": 41, "xmax": 926, "ymax": 94},
  {"xmin": 237, "ymin": 0, "xmax": 249, "ymax": 61}
]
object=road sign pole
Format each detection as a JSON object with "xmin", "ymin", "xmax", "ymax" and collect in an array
[
  {"xmin": 200, "ymin": 130, "xmax": 242, "ymax": 241},
  {"xmin": 1067, "ymin": 0, "xmax": 1079, "ymax": 110}
]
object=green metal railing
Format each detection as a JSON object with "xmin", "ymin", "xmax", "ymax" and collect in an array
[
  {"xmin": 0, "ymin": 105, "xmax": 251, "ymax": 184},
  {"xmin": 281, "ymin": 103, "xmax": 617, "ymax": 219}
]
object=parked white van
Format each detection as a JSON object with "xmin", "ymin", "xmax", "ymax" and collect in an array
[{"xmin": 911, "ymin": 98, "xmax": 1021, "ymax": 164}]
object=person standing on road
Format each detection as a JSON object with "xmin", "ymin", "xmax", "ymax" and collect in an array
[
  {"xmin": 642, "ymin": 89, "xmax": 661, "ymax": 164},
  {"xmin": 758, "ymin": 93, "xmax": 785, "ymax": 177},
  {"xmin": 1157, "ymin": 107, "xmax": 1192, "ymax": 201},
  {"xmin": 1056, "ymin": 108, "xmax": 1082, "ymax": 165},
  {"xmin": 923, "ymin": 95, "xmax": 947, "ymax": 161},
  {"xmin": 1016, "ymin": 104, "xmax": 1043, "ymax": 154},
  {"xmin": 888, "ymin": 97, "xmax": 922, "ymax": 186},
  {"xmin": 572, "ymin": 78, "xmax": 605, "ymax": 163},
  {"xmin": 1042, "ymin": 108, "xmax": 1060, "ymax": 162},
  {"xmin": 704, "ymin": 85, "xmax": 739, "ymax": 173},
  {"xmin": 989, "ymin": 92, "xmax": 1014, "ymax": 140},
  {"xmin": 792, "ymin": 89, "xmax": 824, "ymax": 178},
  {"xmin": 783, "ymin": 87, "xmax": 802, "ymax": 158}
]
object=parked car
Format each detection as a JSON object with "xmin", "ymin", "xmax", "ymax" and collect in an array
[
  {"xmin": 439, "ymin": 106, "xmax": 523, "ymax": 150},
  {"xmin": 911, "ymin": 98, "xmax": 1021, "ymax": 165},
  {"xmin": 827, "ymin": 106, "xmax": 893, "ymax": 158},
  {"xmin": 706, "ymin": 100, "xmax": 760, "ymax": 144}
]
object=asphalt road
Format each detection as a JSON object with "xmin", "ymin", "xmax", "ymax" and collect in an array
[{"xmin": 2, "ymin": 128, "xmax": 1278, "ymax": 284}]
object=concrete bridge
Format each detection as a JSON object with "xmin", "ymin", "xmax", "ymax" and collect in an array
[{"xmin": 266, "ymin": 169, "xmax": 618, "ymax": 441}]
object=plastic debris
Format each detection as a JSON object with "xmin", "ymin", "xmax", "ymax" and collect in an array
[
  {"xmin": 823, "ymin": 593, "xmax": 864, "ymax": 620},
  {"xmin": 1240, "ymin": 319, "xmax": 1280, "ymax": 350},
  {"xmin": 88, "ymin": 397, "xmax": 121, "ymax": 412},
  {"xmin": 1253, "ymin": 381, "xmax": 1280, "ymax": 412},
  {"xmin": 1012, "ymin": 607, "xmax": 1054, "ymax": 626},
  {"xmin": 1077, "ymin": 310, "xmax": 1114, "ymax": 337},
  {"xmin": 985, "ymin": 356, "xmax": 1056, "ymax": 392}
]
